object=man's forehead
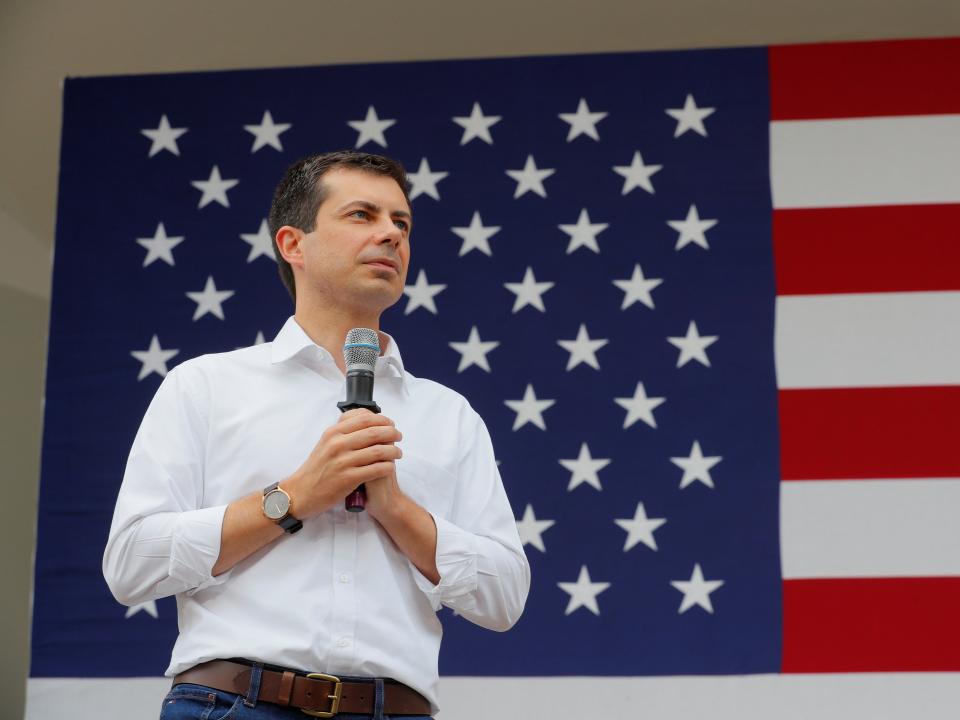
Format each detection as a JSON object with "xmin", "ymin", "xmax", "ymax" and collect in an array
[{"xmin": 320, "ymin": 166, "xmax": 409, "ymax": 211}]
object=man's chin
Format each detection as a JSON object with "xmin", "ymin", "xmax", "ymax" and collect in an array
[{"xmin": 354, "ymin": 284, "xmax": 404, "ymax": 315}]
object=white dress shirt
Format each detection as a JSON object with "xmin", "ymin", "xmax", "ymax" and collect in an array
[{"xmin": 103, "ymin": 317, "xmax": 530, "ymax": 712}]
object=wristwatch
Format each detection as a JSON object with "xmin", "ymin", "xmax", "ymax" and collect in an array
[{"xmin": 262, "ymin": 482, "xmax": 303, "ymax": 534}]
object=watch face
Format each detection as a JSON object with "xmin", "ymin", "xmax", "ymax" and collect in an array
[{"xmin": 263, "ymin": 489, "xmax": 290, "ymax": 520}]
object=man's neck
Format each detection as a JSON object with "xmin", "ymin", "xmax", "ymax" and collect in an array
[{"xmin": 293, "ymin": 300, "xmax": 388, "ymax": 374}]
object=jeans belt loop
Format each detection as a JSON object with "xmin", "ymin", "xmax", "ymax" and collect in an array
[
  {"xmin": 244, "ymin": 662, "xmax": 264, "ymax": 708},
  {"xmin": 373, "ymin": 678, "xmax": 385, "ymax": 720}
]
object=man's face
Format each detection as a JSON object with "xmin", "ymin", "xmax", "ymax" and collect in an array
[{"xmin": 298, "ymin": 167, "xmax": 411, "ymax": 314}]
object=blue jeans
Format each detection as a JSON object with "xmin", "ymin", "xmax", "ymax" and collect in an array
[{"xmin": 159, "ymin": 667, "xmax": 433, "ymax": 720}]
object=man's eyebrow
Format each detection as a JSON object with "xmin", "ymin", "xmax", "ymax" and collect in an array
[
  {"xmin": 337, "ymin": 199, "xmax": 380, "ymax": 213},
  {"xmin": 337, "ymin": 199, "xmax": 412, "ymax": 221}
]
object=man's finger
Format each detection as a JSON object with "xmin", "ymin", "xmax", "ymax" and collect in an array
[
  {"xmin": 341, "ymin": 424, "xmax": 403, "ymax": 451},
  {"xmin": 335, "ymin": 410, "xmax": 395, "ymax": 433},
  {"xmin": 339, "ymin": 407, "xmax": 375, "ymax": 421},
  {"xmin": 349, "ymin": 444, "xmax": 403, "ymax": 467}
]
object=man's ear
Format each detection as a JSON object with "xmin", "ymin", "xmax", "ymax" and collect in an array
[{"xmin": 275, "ymin": 226, "xmax": 305, "ymax": 269}]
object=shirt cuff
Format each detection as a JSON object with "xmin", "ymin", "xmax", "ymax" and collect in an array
[
  {"xmin": 410, "ymin": 514, "xmax": 479, "ymax": 610},
  {"xmin": 169, "ymin": 504, "xmax": 230, "ymax": 594}
]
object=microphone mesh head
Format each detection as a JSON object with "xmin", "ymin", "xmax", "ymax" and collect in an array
[{"xmin": 343, "ymin": 328, "xmax": 380, "ymax": 372}]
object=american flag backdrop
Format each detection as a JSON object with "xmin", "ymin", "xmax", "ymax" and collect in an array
[{"xmin": 29, "ymin": 38, "xmax": 960, "ymax": 718}]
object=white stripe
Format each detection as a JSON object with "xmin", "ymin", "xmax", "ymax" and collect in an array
[
  {"xmin": 770, "ymin": 114, "xmax": 960, "ymax": 208},
  {"xmin": 26, "ymin": 678, "xmax": 169, "ymax": 719},
  {"xmin": 781, "ymin": 478, "xmax": 960, "ymax": 579},
  {"xmin": 26, "ymin": 675, "xmax": 960, "ymax": 719},
  {"xmin": 775, "ymin": 291, "xmax": 960, "ymax": 388}
]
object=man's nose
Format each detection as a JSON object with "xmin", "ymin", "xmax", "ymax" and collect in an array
[{"xmin": 376, "ymin": 219, "xmax": 402, "ymax": 246}]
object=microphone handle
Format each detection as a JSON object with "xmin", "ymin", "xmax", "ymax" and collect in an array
[{"xmin": 337, "ymin": 372, "xmax": 381, "ymax": 513}]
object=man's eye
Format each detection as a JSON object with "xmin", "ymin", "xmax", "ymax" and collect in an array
[
  {"xmin": 351, "ymin": 210, "xmax": 368, "ymax": 219},
  {"xmin": 395, "ymin": 220, "xmax": 409, "ymax": 231}
]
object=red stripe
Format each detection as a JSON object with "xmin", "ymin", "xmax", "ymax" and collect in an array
[
  {"xmin": 769, "ymin": 37, "xmax": 960, "ymax": 120},
  {"xmin": 773, "ymin": 204, "xmax": 960, "ymax": 295},
  {"xmin": 779, "ymin": 387, "xmax": 960, "ymax": 480},
  {"xmin": 783, "ymin": 577, "xmax": 960, "ymax": 672}
]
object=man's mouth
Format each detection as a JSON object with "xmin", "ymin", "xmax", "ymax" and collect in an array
[{"xmin": 364, "ymin": 258, "xmax": 399, "ymax": 272}]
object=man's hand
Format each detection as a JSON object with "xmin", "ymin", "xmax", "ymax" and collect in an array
[
  {"xmin": 364, "ymin": 461, "xmax": 440, "ymax": 584},
  {"xmin": 213, "ymin": 408, "xmax": 438, "ymax": 582},
  {"xmin": 291, "ymin": 408, "xmax": 439, "ymax": 582},
  {"xmin": 363, "ymin": 454, "xmax": 405, "ymax": 519},
  {"xmin": 284, "ymin": 408, "xmax": 402, "ymax": 519}
]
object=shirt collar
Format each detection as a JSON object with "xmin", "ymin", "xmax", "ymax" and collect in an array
[{"xmin": 270, "ymin": 316, "xmax": 410, "ymax": 395}]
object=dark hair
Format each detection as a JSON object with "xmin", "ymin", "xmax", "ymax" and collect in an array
[{"xmin": 268, "ymin": 151, "xmax": 410, "ymax": 301}]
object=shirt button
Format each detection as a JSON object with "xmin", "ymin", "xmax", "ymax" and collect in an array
[
  {"xmin": 337, "ymin": 637, "xmax": 351, "ymax": 648},
  {"xmin": 339, "ymin": 574, "xmax": 350, "ymax": 583}
]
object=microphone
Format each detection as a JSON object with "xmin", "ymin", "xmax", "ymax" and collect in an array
[{"xmin": 338, "ymin": 328, "xmax": 382, "ymax": 512}]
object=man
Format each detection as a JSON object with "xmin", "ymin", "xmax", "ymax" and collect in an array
[{"xmin": 103, "ymin": 151, "xmax": 531, "ymax": 719}]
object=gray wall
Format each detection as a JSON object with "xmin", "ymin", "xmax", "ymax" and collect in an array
[{"xmin": 3, "ymin": 0, "xmax": 958, "ymax": 715}]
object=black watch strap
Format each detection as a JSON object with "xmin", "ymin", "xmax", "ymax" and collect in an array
[{"xmin": 278, "ymin": 514, "xmax": 303, "ymax": 534}]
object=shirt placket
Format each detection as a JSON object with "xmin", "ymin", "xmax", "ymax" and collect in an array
[{"xmin": 328, "ymin": 506, "xmax": 359, "ymax": 670}]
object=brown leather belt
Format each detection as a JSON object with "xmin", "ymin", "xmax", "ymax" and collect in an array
[{"xmin": 173, "ymin": 659, "xmax": 431, "ymax": 717}]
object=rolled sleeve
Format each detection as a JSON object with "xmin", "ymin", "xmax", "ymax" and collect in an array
[
  {"xmin": 103, "ymin": 363, "xmax": 225, "ymax": 605},
  {"xmin": 410, "ymin": 514, "xmax": 480, "ymax": 609},
  {"xmin": 170, "ymin": 504, "xmax": 231, "ymax": 593},
  {"xmin": 410, "ymin": 403, "xmax": 530, "ymax": 630}
]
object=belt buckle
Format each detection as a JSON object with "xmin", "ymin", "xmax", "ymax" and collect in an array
[{"xmin": 301, "ymin": 673, "xmax": 342, "ymax": 717}]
